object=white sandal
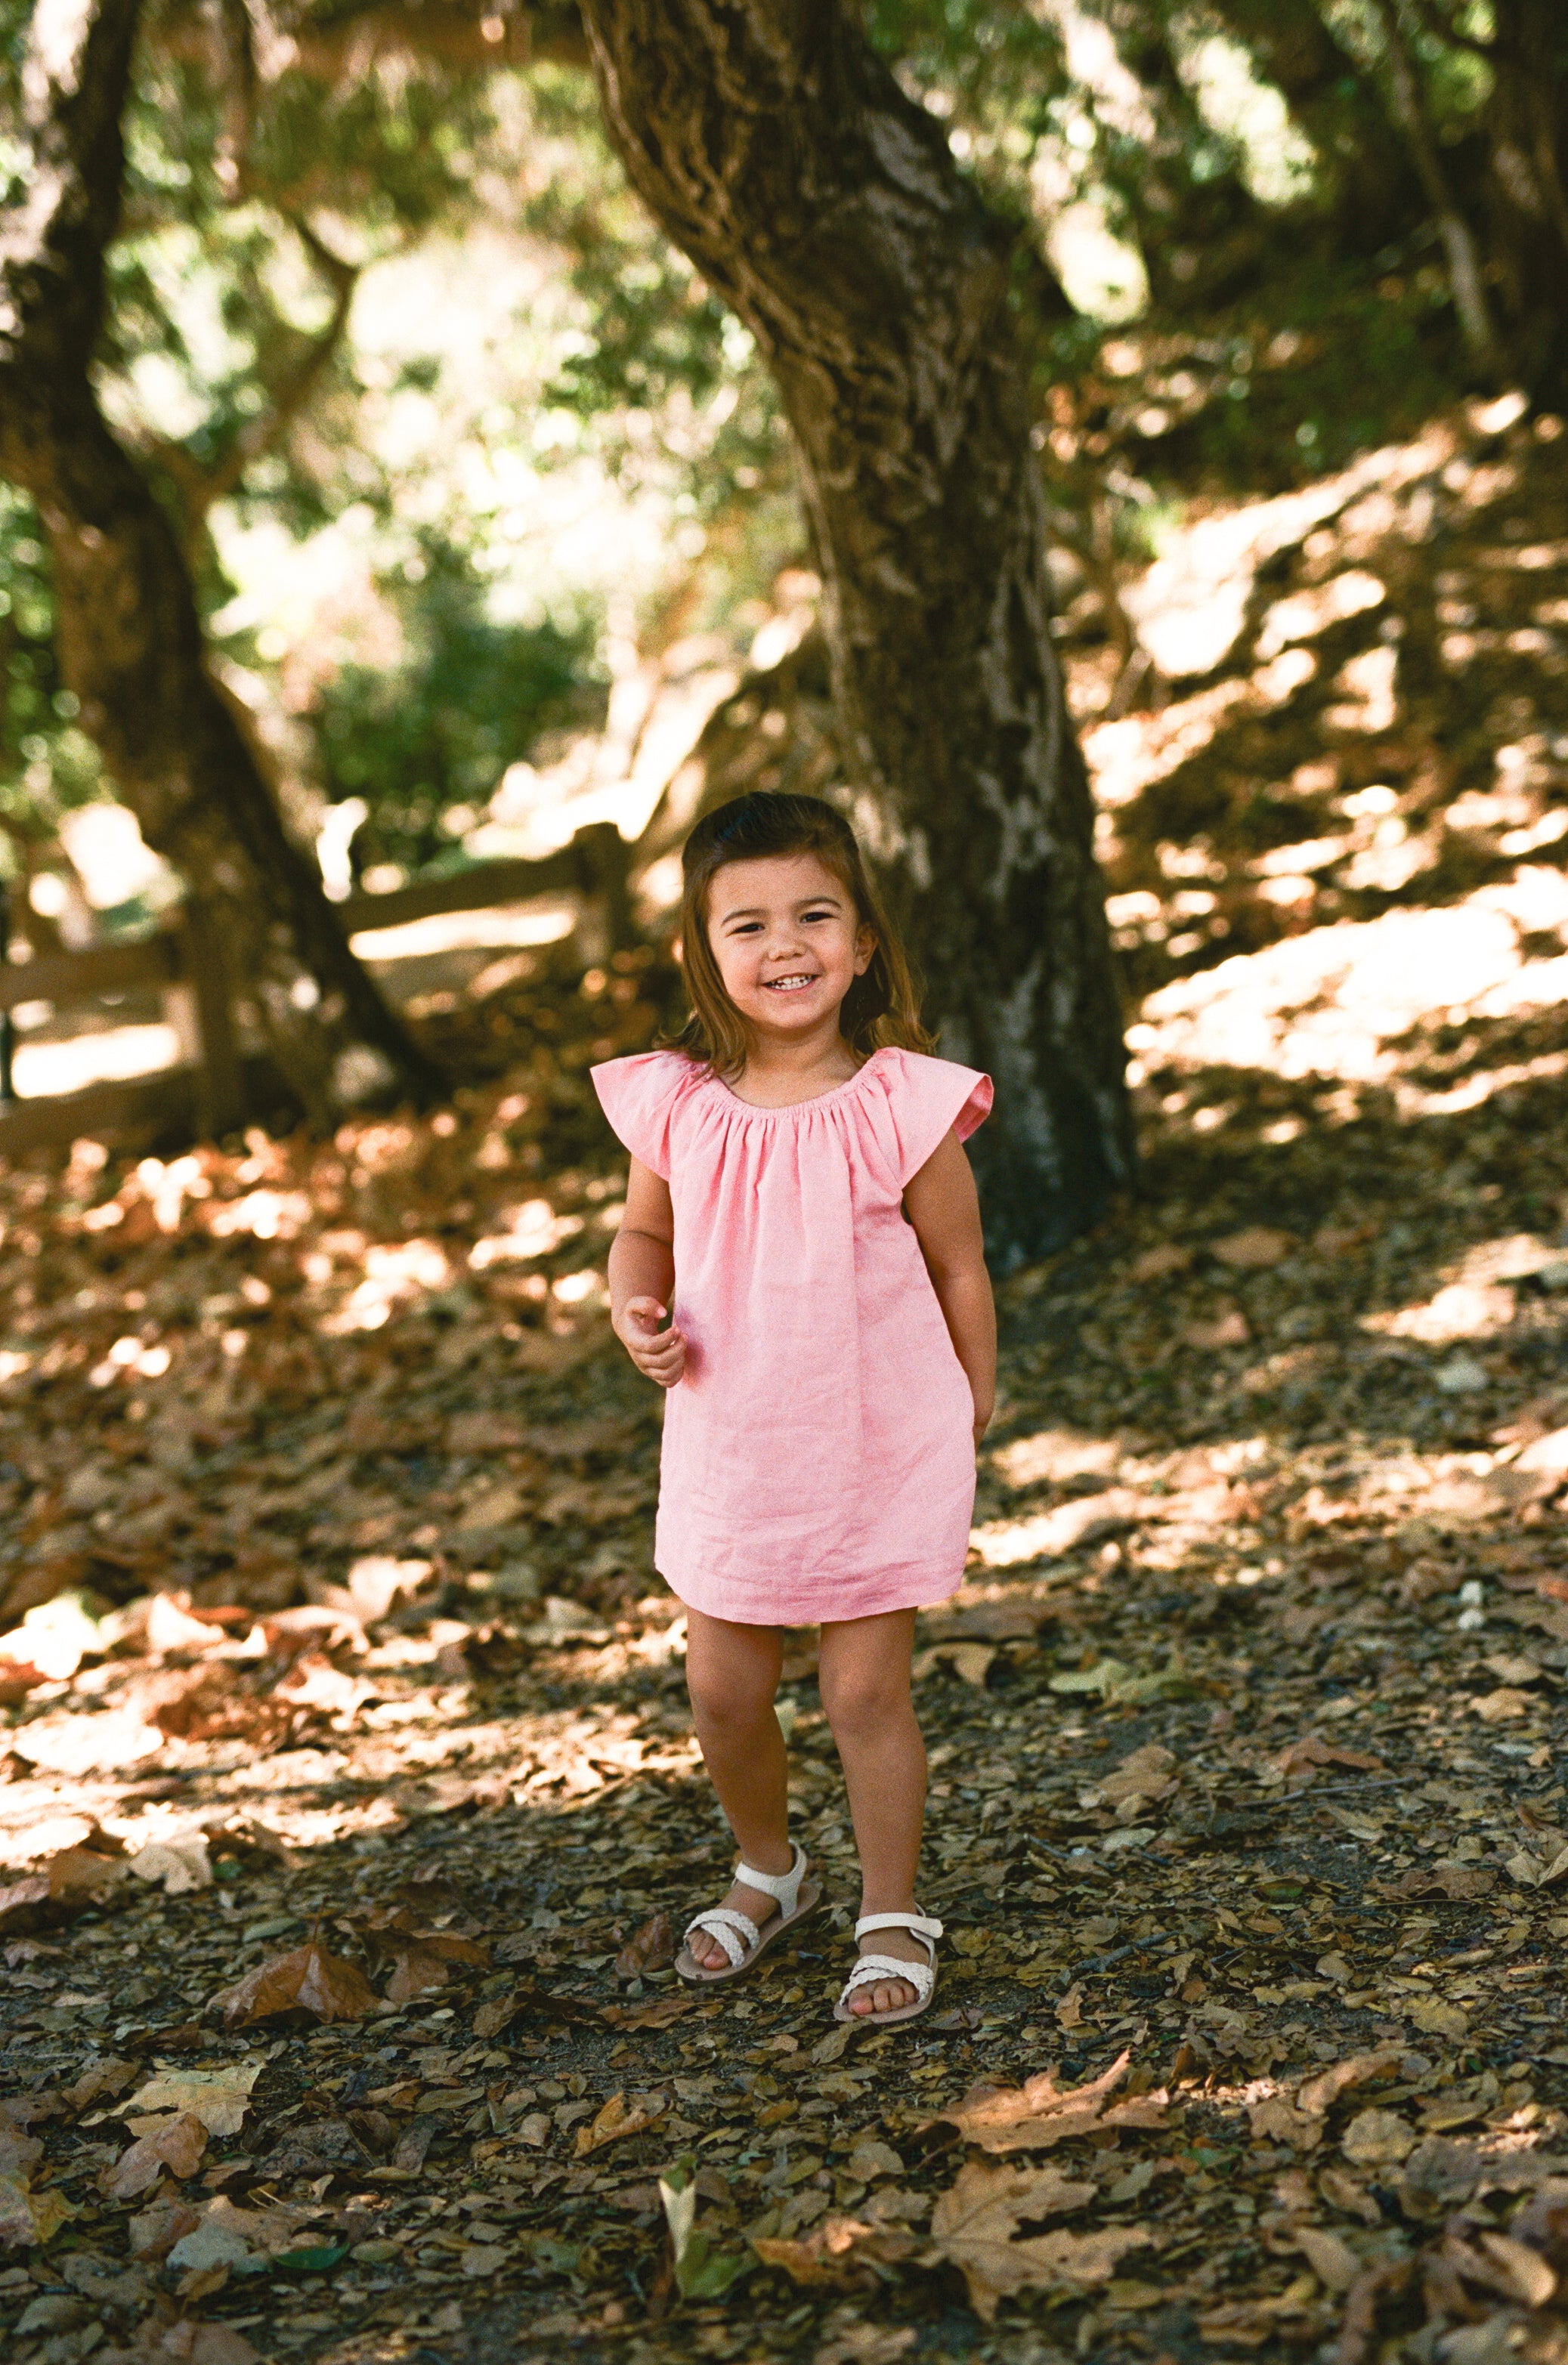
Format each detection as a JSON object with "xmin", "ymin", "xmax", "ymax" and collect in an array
[
  {"xmin": 833, "ymin": 1910, "xmax": 943, "ymax": 2026},
  {"xmin": 674, "ymin": 1843, "xmax": 822, "ymax": 1985}
]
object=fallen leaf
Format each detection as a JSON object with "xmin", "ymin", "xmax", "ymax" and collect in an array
[
  {"xmin": 391, "ymin": 2117, "xmax": 441, "ymax": 2175},
  {"xmin": 128, "ymin": 1832, "xmax": 213, "ymax": 1894},
  {"xmin": 166, "ymin": 2220, "xmax": 256, "ymax": 2276},
  {"xmin": 614, "ymin": 1912, "xmax": 675, "ymax": 1978},
  {"xmin": 1097, "ymin": 1743, "xmax": 1178, "ymax": 1804},
  {"xmin": 123, "ymin": 2063, "xmax": 261, "ymax": 2140},
  {"xmin": 0, "ymin": 2157, "xmax": 73, "ymax": 2249},
  {"xmin": 100, "ymin": 2111, "xmax": 209, "ymax": 2201},
  {"xmin": 914, "ymin": 1640, "xmax": 997, "ymax": 1686},
  {"xmin": 928, "ymin": 2158, "xmax": 1146, "ymax": 2320},
  {"xmin": 1129, "ymin": 1244, "xmax": 1193, "ymax": 1281},
  {"xmin": 128, "ymin": 2200, "xmax": 202, "ymax": 2261},
  {"xmin": 574, "ymin": 2090, "xmax": 666, "ymax": 2157},
  {"xmin": 1407, "ymin": 1996, "xmax": 1468, "ymax": 2040},
  {"xmin": 385, "ymin": 1937, "xmax": 485, "ymax": 2003},
  {"xmin": 1213, "ymin": 1226, "xmax": 1294, "ymax": 1268},
  {"xmin": 66, "ymin": 2058, "xmax": 138, "ymax": 2113},
  {"xmin": 1332, "ymin": 2259, "xmax": 1417, "ymax": 2365},
  {"xmin": 1341, "ymin": 2109, "xmax": 1416, "ymax": 2169},
  {"xmin": 751, "ymin": 2215, "xmax": 918, "ymax": 2289},
  {"xmin": 1392, "ymin": 1863, "xmax": 1496, "ymax": 1900},
  {"xmin": 0, "ymin": 1875, "xmax": 52, "ymax": 1934},
  {"xmin": 925, "ymin": 2051, "xmax": 1167, "ymax": 2154},
  {"xmin": 0, "ymin": 1659, "xmax": 50, "ymax": 1706},
  {"xmin": 1275, "ymin": 1735, "xmax": 1386, "ymax": 1780},
  {"xmin": 1470, "ymin": 1687, "xmax": 1532, "ymax": 1722},
  {"xmin": 218, "ymin": 1939, "xmax": 377, "ymax": 2030},
  {"xmin": 1248, "ymin": 2095, "xmax": 1325, "ymax": 2150},
  {"xmin": 1483, "ymin": 1651, "xmax": 1544, "ymax": 1685},
  {"xmin": 1055, "ymin": 1984, "xmax": 1084, "ymax": 2031},
  {"xmin": 1476, "ymin": 2231, "xmax": 1557, "ymax": 2308},
  {"xmin": 1183, "ymin": 1309, "xmax": 1251, "ymax": 1350},
  {"xmin": 1296, "ymin": 2050, "xmax": 1401, "ymax": 2117},
  {"xmin": 1294, "ymin": 2224, "xmax": 1363, "ymax": 2292},
  {"xmin": 1318, "ymin": 2167, "xmax": 1381, "ymax": 2224},
  {"xmin": 600, "ymin": 1994, "xmax": 694, "ymax": 2031},
  {"xmin": 658, "ymin": 2153, "xmax": 753, "ymax": 2299}
]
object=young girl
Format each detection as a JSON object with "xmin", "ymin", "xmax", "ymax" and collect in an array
[{"xmin": 592, "ymin": 792, "xmax": 994, "ymax": 2026}]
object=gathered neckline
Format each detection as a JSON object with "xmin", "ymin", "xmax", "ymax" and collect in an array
[{"xmin": 698, "ymin": 1043, "xmax": 893, "ymax": 1121}]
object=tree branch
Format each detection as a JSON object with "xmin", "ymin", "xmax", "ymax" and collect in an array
[
  {"xmin": 0, "ymin": 0, "xmax": 442, "ymax": 1120},
  {"xmin": 153, "ymin": 212, "xmax": 360, "ymax": 535},
  {"xmin": 156, "ymin": 0, "xmax": 591, "ymax": 80},
  {"xmin": 1372, "ymin": 0, "xmax": 1502, "ymax": 369},
  {"xmin": 1401, "ymin": 0, "xmax": 1495, "ymax": 63}
]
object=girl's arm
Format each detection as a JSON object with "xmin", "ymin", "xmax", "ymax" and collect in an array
[
  {"xmin": 903, "ymin": 1131, "xmax": 997, "ymax": 1444},
  {"xmin": 608, "ymin": 1156, "xmax": 687, "ymax": 1388}
]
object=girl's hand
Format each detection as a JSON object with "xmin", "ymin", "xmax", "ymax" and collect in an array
[{"xmin": 615, "ymin": 1294, "xmax": 687, "ymax": 1388}]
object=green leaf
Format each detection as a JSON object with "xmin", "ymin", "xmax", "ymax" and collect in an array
[
  {"xmin": 660, "ymin": 2155, "xmax": 750, "ymax": 2302},
  {"xmin": 678, "ymin": 2231, "xmax": 753, "ymax": 2300},
  {"xmin": 1049, "ymin": 1659, "xmax": 1130, "ymax": 1696},
  {"xmin": 271, "ymin": 2243, "xmax": 350, "ymax": 2276}
]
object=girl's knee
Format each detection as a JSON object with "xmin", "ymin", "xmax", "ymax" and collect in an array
[
  {"xmin": 688, "ymin": 1665, "xmax": 776, "ymax": 1733},
  {"xmin": 820, "ymin": 1662, "xmax": 911, "ymax": 1740}
]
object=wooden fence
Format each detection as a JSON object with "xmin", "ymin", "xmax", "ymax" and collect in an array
[{"xmin": 0, "ymin": 822, "xmax": 632, "ymax": 1158}]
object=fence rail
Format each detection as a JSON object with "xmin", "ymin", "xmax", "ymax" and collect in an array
[{"xmin": 0, "ymin": 825, "xmax": 629, "ymax": 1158}]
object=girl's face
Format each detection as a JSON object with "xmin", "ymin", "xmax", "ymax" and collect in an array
[{"xmin": 705, "ymin": 851, "xmax": 874, "ymax": 1041}]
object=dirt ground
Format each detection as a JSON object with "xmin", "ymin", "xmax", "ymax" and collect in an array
[{"xmin": 4, "ymin": 390, "xmax": 1568, "ymax": 2365}]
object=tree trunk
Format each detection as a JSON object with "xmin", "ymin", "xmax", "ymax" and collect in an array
[
  {"xmin": 0, "ymin": 0, "xmax": 443, "ymax": 1126},
  {"xmin": 1205, "ymin": 0, "xmax": 1426, "ymax": 254},
  {"xmin": 1478, "ymin": 0, "xmax": 1568, "ymax": 400},
  {"xmin": 579, "ymin": 0, "xmax": 1135, "ymax": 1269},
  {"xmin": 1371, "ymin": 0, "xmax": 1502, "ymax": 373}
]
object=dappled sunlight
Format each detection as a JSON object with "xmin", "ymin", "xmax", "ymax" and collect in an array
[{"xmin": 1127, "ymin": 879, "xmax": 1568, "ymax": 1093}]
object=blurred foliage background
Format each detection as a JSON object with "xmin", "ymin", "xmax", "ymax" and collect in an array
[{"xmin": 1, "ymin": 0, "xmax": 1557, "ymax": 940}]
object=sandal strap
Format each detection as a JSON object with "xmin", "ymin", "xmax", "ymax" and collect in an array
[
  {"xmin": 839, "ymin": 1951, "xmax": 937, "ymax": 2005},
  {"xmin": 682, "ymin": 1906, "xmax": 760, "ymax": 1967},
  {"xmin": 854, "ymin": 1911, "xmax": 942, "ymax": 1943},
  {"xmin": 734, "ymin": 1843, "xmax": 807, "ymax": 1913}
]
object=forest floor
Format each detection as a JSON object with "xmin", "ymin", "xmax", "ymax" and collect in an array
[{"xmin": 4, "ymin": 386, "xmax": 1568, "ymax": 2365}]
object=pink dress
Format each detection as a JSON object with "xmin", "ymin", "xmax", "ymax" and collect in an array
[{"xmin": 591, "ymin": 1045, "xmax": 992, "ymax": 1626}]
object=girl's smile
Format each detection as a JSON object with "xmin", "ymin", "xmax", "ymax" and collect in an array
[{"xmin": 707, "ymin": 851, "xmax": 874, "ymax": 1044}]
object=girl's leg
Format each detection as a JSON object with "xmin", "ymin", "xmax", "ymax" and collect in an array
[
  {"xmin": 817, "ymin": 1609, "xmax": 928, "ymax": 2016},
  {"xmin": 683, "ymin": 1606, "xmax": 792, "ymax": 1971}
]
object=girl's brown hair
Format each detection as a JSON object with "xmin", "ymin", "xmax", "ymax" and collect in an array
[{"xmin": 667, "ymin": 792, "xmax": 934, "ymax": 1076}]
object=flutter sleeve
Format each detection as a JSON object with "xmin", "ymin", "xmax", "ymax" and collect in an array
[
  {"xmin": 590, "ymin": 1050, "xmax": 691, "ymax": 1181},
  {"xmin": 883, "ymin": 1049, "xmax": 994, "ymax": 1188}
]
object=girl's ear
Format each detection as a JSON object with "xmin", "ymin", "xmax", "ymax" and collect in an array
[{"xmin": 855, "ymin": 924, "xmax": 876, "ymax": 976}]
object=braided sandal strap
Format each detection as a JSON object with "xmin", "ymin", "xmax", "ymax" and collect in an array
[
  {"xmin": 838, "ymin": 1949, "xmax": 937, "ymax": 2006},
  {"xmin": 682, "ymin": 1907, "xmax": 760, "ymax": 1968}
]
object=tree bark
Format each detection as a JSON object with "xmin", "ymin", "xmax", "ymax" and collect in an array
[
  {"xmin": 1476, "ymin": 0, "xmax": 1568, "ymax": 400},
  {"xmin": 0, "ymin": 0, "xmax": 443, "ymax": 1125},
  {"xmin": 579, "ymin": 0, "xmax": 1135, "ymax": 1269},
  {"xmin": 1370, "ymin": 0, "xmax": 1502, "ymax": 373}
]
